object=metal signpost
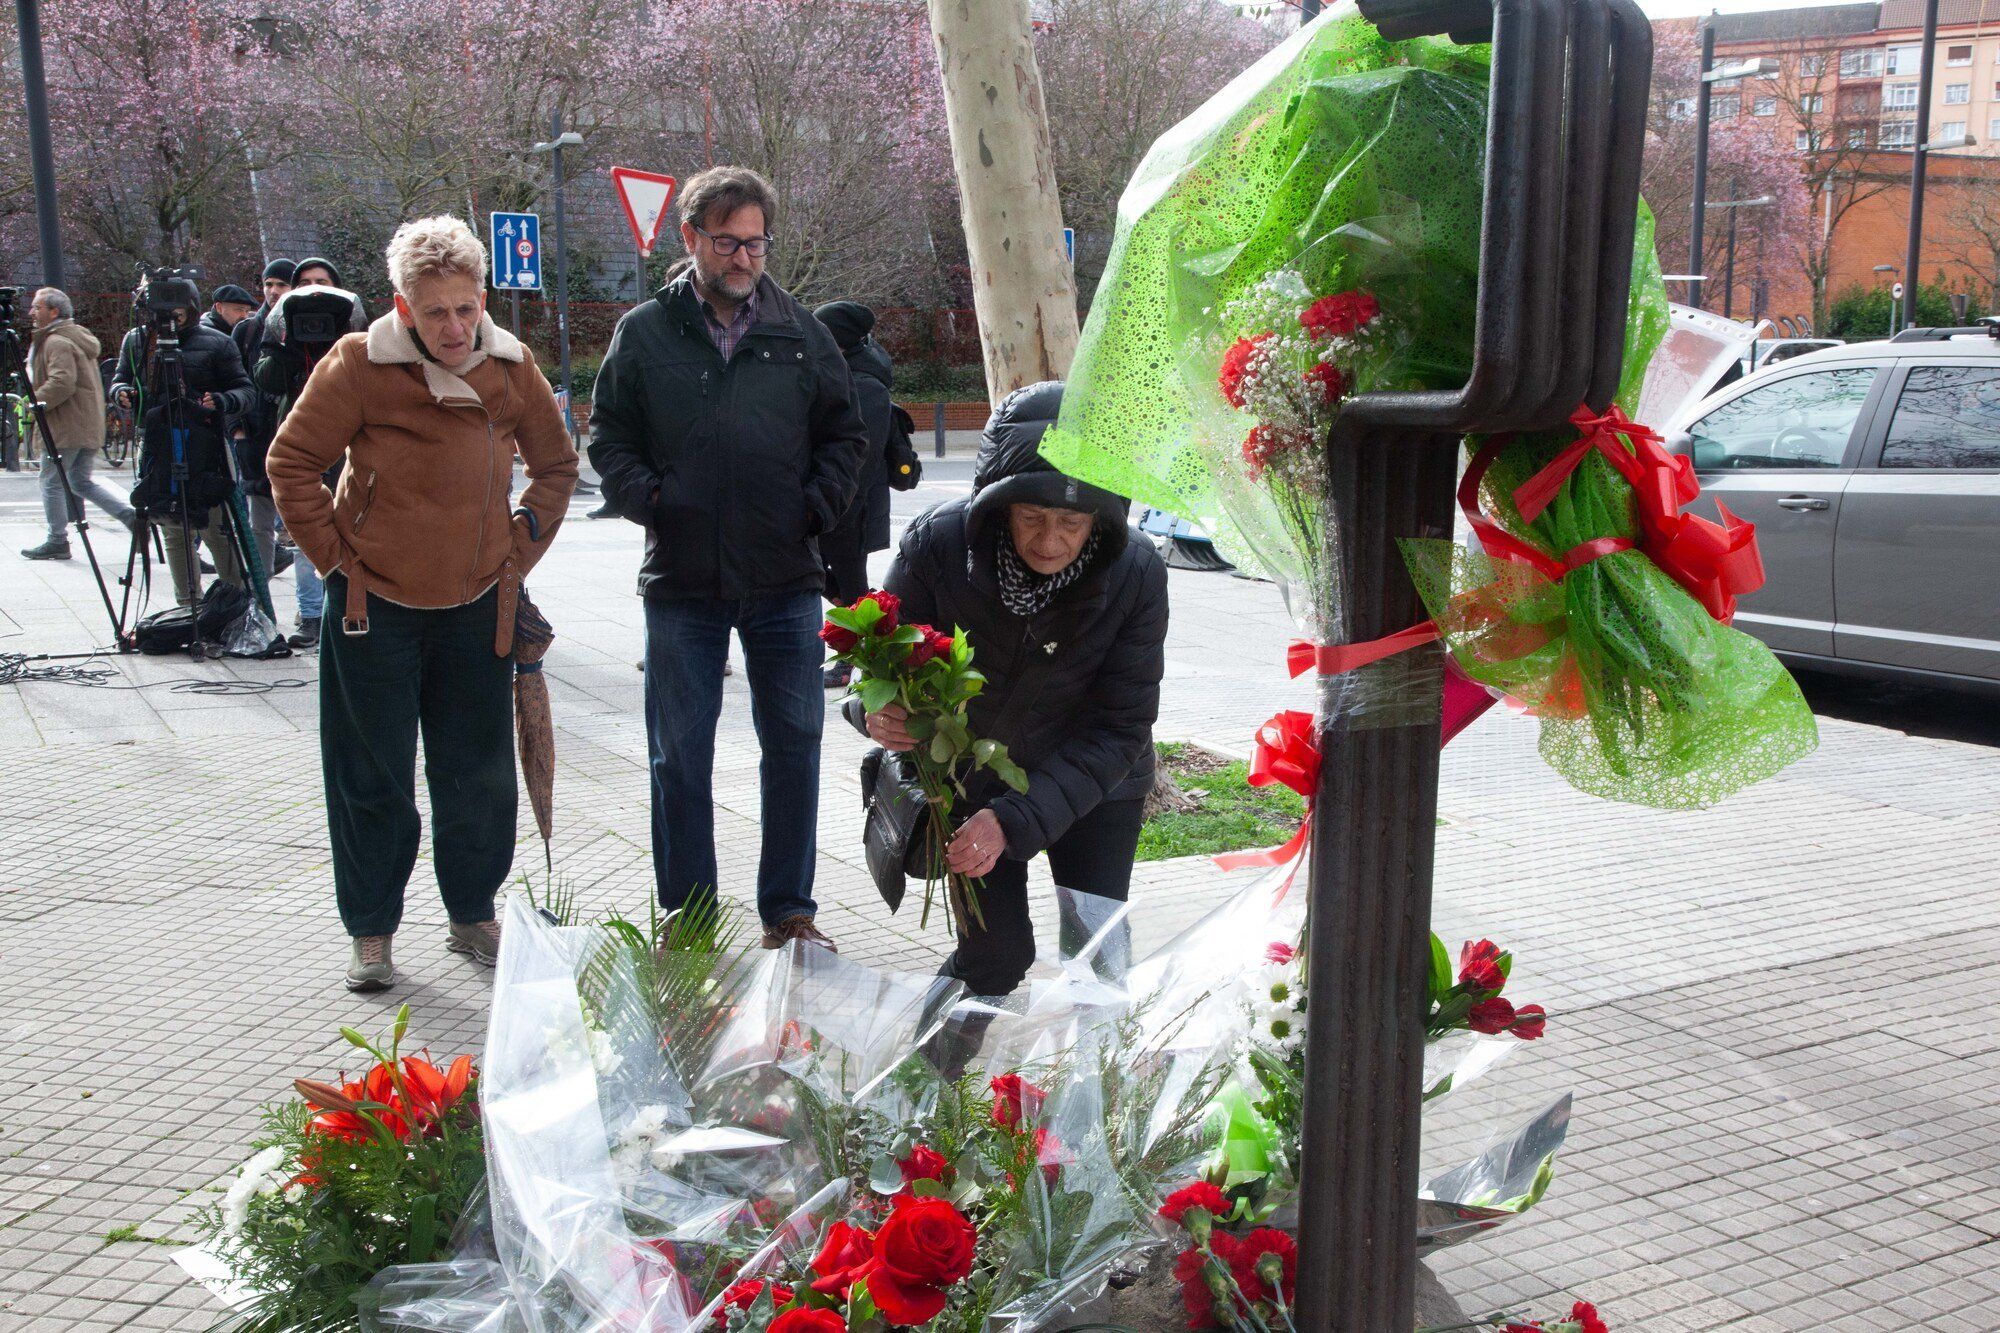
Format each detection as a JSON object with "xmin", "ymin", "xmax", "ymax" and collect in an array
[
  {"xmin": 532, "ymin": 116, "xmax": 583, "ymax": 442},
  {"xmin": 14, "ymin": 0, "xmax": 65, "ymax": 288},
  {"xmin": 1294, "ymin": 0, "xmax": 1651, "ymax": 1326}
]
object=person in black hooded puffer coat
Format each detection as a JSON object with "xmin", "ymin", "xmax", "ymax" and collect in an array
[{"xmin": 856, "ymin": 380, "xmax": 1168, "ymax": 996}]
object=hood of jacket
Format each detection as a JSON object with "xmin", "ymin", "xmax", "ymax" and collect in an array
[
  {"xmin": 966, "ymin": 380, "xmax": 1129, "ymax": 564},
  {"xmin": 364, "ymin": 310, "xmax": 525, "ymax": 408},
  {"xmin": 33, "ymin": 318, "xmax": 100, "ymax": 361},
  {"xmin": 845, "ymin": 336, "xmax": 894, "ymax": 393}
]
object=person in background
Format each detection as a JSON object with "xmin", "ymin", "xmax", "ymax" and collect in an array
[
  {"xmin": 268, "ymin": 215, "xmax": 578, "ymax": 993},
  {"xmin": 856, "ymin": 382, "xmax": 1168, "ymax": 998},
  {"xmin": 202, "ymin": 285, "xmax": 257, "ymax": 336},
  {"xmin": 589, "ymin": 165, "xmax": 866, "ymax": 953},
  {"xmin": 812, "ymin": 300, "xmax": 896, "ymax": 690},
  {"xmin": 20, "ymin": 288, "xmax": 135, "ymax": 561}
]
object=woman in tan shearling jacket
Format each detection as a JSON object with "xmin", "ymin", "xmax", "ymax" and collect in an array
[{"xmin": 269, "ymin": 215, "xmax": 578, "ymax": 994}]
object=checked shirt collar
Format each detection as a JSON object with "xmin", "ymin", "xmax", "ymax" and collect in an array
[{"xmin": 698, "ymin": 283, "xmax": 761, "ymax": 363}]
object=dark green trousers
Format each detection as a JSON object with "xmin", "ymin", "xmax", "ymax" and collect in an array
[{"xmin": 320, "ymin": 573, "xmax": 516, "ymax": 937}]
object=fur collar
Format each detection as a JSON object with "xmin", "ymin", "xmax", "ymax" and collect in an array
[{"xmin": 366, "ymin": 310, "xmax": 523, "ymax": 407}]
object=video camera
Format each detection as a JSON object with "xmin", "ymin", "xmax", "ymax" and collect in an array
[
  {"xmin": 267, "ymin": 285, "xmax": 366, "ymax": 353},
  {"xmin": 136, "ymin": 266, "xmax": 204, "ymax": 331}
]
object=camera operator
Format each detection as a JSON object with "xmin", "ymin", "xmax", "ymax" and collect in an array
[
  {"xmin": 111, "ymin": 271, "xmax": 257, "ymax": 606},
  {"xmin": 252, "ymin": 263, "xmax": 365, "ymax": 647}
]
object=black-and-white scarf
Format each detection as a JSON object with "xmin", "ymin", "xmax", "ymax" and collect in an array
[{"xmin": 992, "ymin": 530, "xmax": 1100, "ymax": 619}]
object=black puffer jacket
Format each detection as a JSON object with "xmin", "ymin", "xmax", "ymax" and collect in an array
[
  {"xmin": 113, "ymin": 319, "xmax": 256, "ymax": 521},
  {"xmin": 823, "ymin": 335, "xmax": 895, "ymax": 560},
  {"xmin": 588, "ymin": 273, "xmax": 868, "ymax": 601},
  {"xmin": 874, "ymin": 381, "xmax": 1169, "ymax": 858}
]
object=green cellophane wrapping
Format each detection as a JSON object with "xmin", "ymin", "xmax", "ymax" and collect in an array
[
  {"xmin": 1400, "ymin": 207, "xmax": 1816, "ymax": 809},
  {"xmin": 1039, "ymin": 6, "xmax": 1492, "ymax": 628}
]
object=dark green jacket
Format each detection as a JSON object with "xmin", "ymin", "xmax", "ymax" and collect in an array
[{"xmin": 588, "ymin": 273, "xmax": 867, "ymax": 600}]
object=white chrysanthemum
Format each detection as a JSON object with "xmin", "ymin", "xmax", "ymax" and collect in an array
[
  {"xmin": 1250, "ymin": 963, "xmax": 1301, "ymax": 1009},
  {"xmin": 221, "ymin": 1146, "xmax": 288, "ymax": 1236},
  {"xmin": 282, "ymin": 1183, "xmax": 306, "ymax": 1205},
  {"xmin": 1259, "ymin": 1004, "xmax": 1305, "ymax": 1054}
]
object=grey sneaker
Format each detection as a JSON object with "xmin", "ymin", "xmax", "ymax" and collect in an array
[
  {"xmin": 21, "ymin": 539, "xmax": 71, "ymax": 561},
  {"xmin": 345, "ymin": 935, "xmax": 394, "ymax": 992},
  {"xmin": 447, "ymin": 918, "xmax": 502, "ymax": 967}
]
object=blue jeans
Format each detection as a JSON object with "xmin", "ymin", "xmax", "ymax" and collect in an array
[
  {"xmin": 296, "ymin": 551, "xmax": 325, "ymax": 620},
  {"xmin": 643, "ymin": 591, "xmax": 824, "ymax": 926}
]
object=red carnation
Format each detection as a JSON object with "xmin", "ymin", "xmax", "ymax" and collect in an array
[
  {"xmin": 1467, "ymin": 996, "xmax": 1517, "ymax": 1035},
  {"xmin": 1458, "ymin": 939, "xmax": 1506, "ymax": 993},
  {"xmin": 855, "ymin": 590, "xmax": 900, "ymax": 634},
  {"xmin": 1174, "ymin": 1245, "xmax": 1220, "ymax": 1328},
  {"xmin": 807, "ymin": 1219, "xmax": 874, "ymax": 1299},
  {"xmin": 1159, "ymin": 1181, "xmax": 1230, "ymax": 1227},
  {"xmin": 1304, "ymin": 359, "xmax": 1346, "ymax": 406},
  {"xmin": 1241, "ymin": 424, "xmax": 1280, "ymax": 480},
  {"xmin": 1299, "ymin": 289, "xmax": 1380, "ymax": 340},
  {"xmin": 989, "ymin": 1073, "xmax": 1046, "ymax": 1130},
  {"xmin": 1511, "ymin": 1003, "xmax": 1547, "ymax": 1040},
  {"xmin": 1568, "ymin": 1300, "xmax": 1609, "ymax": 1333},
  {"xmin": 859, "ymin": 1195, "xmax": 977, "ymax": 1326},
  {"xmin": 1231, "ymin": 1226, "xmax": 1298, "ymax": 1305},
  {"xmin": 898, "ymin": 1144, "xmax": 951, "ymax": 1190},
  {"xmin": 711, "ymin": 1279, "xmax": 794, "ymax": 1326},
  {"xmin": 1218, "ymin": 333, "xmax": 1271, "ymax": 409},
  {"xmin": 770, "ymin": 1310, "xmax": 846, "ymax": 1333},
  {"xmin": 819, "ymin": 621, "xmax": 860, "ymax": 654},
  {"xmin": 1264, "ymin": 941, "xmax": 1297, "ymax": 966}
]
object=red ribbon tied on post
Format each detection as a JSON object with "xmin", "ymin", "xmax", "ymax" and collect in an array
[
  {"xmin": 1510, "ymin": 404, "xmax": 1766, "ymax": 622},
  {"xmin": 1213, "ymin": 710, "xmax": 1321, "ymax": 898}
]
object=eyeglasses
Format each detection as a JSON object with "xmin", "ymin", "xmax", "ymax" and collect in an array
[{"xmin": 692, "ymin": 224, "xmax": 773, "ymax": 258}]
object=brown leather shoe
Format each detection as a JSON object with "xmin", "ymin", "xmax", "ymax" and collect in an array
[{"xmin": 762, "ymin": 914, "xmax": 837, "ymax": 953}]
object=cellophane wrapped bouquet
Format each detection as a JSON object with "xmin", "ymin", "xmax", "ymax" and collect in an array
[{"xmin": 1041, "ymin": 3, "xmax": 1816, "ymax": 806}]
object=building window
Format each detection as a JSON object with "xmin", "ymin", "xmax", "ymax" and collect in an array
[
  {"xmin": 1802, "ymin": 93, "xmax": 1826, "ymax": 113},
  {"xmin": 1947, "ymin": 44, "xmax": 1973, "ymax": 66},
  {"xmin": 1841, "ymin": 49, "xmax": 1885, "ymax": 78},
  {"xmin": 1880, "ymin": 118, "xmax": 1916, "ymax": 147},
  {"xmin": 1991, "ymin": 115, "xmax": 2000, "ymax": 141},
  {"xmin": 1847, "ymin": 125, "xmax": 1869, "ymax": 147},
  {"xmin": 1713, "ymin": 93, "xmax": 1741, "ymax": 119},
  {"xmin": 1939, "ymin": 120, "xmax": 1968, "ymax": 142},
  {"xmin": 1945, "ymin": 82, "xmax": 1970, "ymax": 104},
  {"xmin": 1885, "ymin": 82, "xmax": 1920, "ymax": 109},
  {"xmin": 1754, "ymin": 96, "xmax": 1778, "ymax": 115},
  {"xmin": 1800, "ymin": 54, "xmax": 1826, "ymax": 77},
  {"xmin": 1796, "ymin": 129, "xmax": 1825, "ymax": 151},
  {"xmin": 1886, "ymin": 44, "xmax": 1922, "ymax": 75},
  {"xmin": 1669, "ymin": 97, "xmax": 1696, "ymax": 120}
]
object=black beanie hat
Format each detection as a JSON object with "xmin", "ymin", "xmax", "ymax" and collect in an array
[
  {"xmin": 292, "ymin": 256, "xmax": 342, "ymax": 287},
  {"xmin": 812, "ymin": 300, "xmax": 875, "ymax": 352},
  {"xmin": 262, "ymin": 259, "xmax": 296, "ymax": 284}
]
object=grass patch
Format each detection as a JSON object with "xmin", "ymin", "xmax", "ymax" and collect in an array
[
  {"xmin": 1137, "ymin": 741, "xmax": 1306, "ymax": 862},
  {"xmin": 103, "ymin": 1223, "xmax": 175, "ymax": 1246}
]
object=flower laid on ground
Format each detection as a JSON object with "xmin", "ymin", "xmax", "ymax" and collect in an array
[
  {"xmin": 988, "ymin": 1072, "xmax": 1046, "ymax": 1130},
  {"xmin": 1499, "ymin": 1298, "xmax": 1610, "ymax": 1333},
  {"xmin": 1161, "ymin": 1181, "xmax": 1300, "ymax": 1330},
  {"xmin": 196, "ymin": 1005, "xmax": 484, "ymax": 1333},
  {"xmin": 823, "ymin": 590, "xmax": 1029, "ymax": 930},
  {"xmin": 1428, "ymin": 935, "xmax": 1548, "ymax": 1042}
]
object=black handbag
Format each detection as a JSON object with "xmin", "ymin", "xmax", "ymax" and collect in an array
[{"xmin": 860, "ymin": 747, "xmax": 938, "ymax": 913}]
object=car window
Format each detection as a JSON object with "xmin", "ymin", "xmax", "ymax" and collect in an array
[
  {"xmin": 1687, "ymin": 367, "xmax": 1877, "ymax": 470},
  {"xmin": 1878, "ymin": 365, "xmax": 2000, "ymax": 469}
]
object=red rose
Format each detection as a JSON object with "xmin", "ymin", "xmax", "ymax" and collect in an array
[
  {"xmin": 1032, "ymin": 1127, "xmax": 1068, "ymax": 1185},
  {"xmin": 711, "ymin": 1279, "xmax": 794, "ymax": 1326},
  {"xmin": 807, "ymin": 1220, "xmax": 875, "ymax": 1298},
  {"xmin": 860, "ymin": 1195, "xmax": 977, "ymax": 1325},
  {"xmin": 1230, "ymin": 1226, "xmax": 1297, "ymax": 1305},
  {"xmin": 771, "ymin": 1311, "xmax": 846, "ymax": 1333},
  {"xmin": 1303, "ymin": 359, "xmax": 1346, "ymax": 405},
  {"xmin": 898, "ymin": 1144, "xmax": 951, "ymax": 1190},
  {"xmin": 1568, "ymin": 1300, "xmax": 1609, "ymax": 1333},
  {"xmin": 1159, "ymin": 1181, "xmax": 1230, "ymax": 1227},
  {"xmin": 856, "ymin": 590, "xmax": 900, "ymax": 634},
  {"xmin": 989, "ymin": 1073, "xmax": 1046, "ymax": 1130},
  {"xmin": 819, "ymin": 621, "xmax": 861, "ymax": 654},
  {"xmin": 1467, "ymin": 996, "xmax": 1516, "ymax": 1035},
  {"xmin": 1511, "ymin": 1003, "xmax": 1547, "ymax": 1041},
  {"xmin": 1264, "ymin": 941, "xmax": 1296, "ymax": 966},
  {"xmin": 1457, "ymin": 939, "xmax": 1505, "ymax": 992},
  {"xmin": 1217, "ymin": 333, "xmax": 1271, "ymax": 409},
  {"xmin": 1299, "ymin": 289, "xmax": 1380, "ymax": 340}
]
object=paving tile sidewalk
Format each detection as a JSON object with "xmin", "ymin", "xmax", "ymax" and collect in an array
[{"xmin": 2, "ymin": 464, "xmax": 1997, "ymax": 1330}]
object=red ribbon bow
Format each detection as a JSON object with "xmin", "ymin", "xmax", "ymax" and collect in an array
[
  {"xmin": 1213, "ymin": 711, "xmax": 1320, "ymax": 899},
  {"xmin": 1505, "ymin": 403, "xmax": 1766, "ymax": 622}
]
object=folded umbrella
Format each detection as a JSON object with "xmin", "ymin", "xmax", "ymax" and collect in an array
[{"xmin": 512, "ymin": 590, "xmax": 556, "ymax": 874}]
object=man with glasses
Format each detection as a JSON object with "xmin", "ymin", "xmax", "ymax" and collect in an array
[{"xmin": 590, "ymin": 165, "xmax": 866, "ymax": 952}]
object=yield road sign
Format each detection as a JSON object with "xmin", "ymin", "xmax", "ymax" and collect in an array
[
  {"xmin": 611, "ymin": 167, "xmax": 679, "ymax": 257},
  {"xmin": 491, "ymin": 211, "xmax": 542, "ymax": 291}
]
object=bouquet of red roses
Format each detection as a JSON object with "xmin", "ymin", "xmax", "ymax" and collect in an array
[{"xmin": 822, "ymin": 590, "xmax": 1029, "ymax": 930}]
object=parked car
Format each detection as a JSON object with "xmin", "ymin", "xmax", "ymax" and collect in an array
[{"xmin": 1661, "ymin": 323, "xmax": 2000, "ymax": 689}]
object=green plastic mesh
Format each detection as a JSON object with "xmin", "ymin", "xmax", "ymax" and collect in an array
[{"xmin": 1043, "ymin": 5, "xmax": 1817, "ymax": 809}]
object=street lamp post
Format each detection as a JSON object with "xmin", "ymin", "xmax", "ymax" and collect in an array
[
  {"xmin": 1873, "ymin": 263, "xmax": 1900, "ymax": 335},
  {"xmin": 1703, "ymin": 190, "xmax": 1773, "ymax": 320},
  {"xmin": 1902, "ymin": 0, "xmax": 1941, "ymax": 328},
  {"xmin": 1688, "ymin": 35, "xmax": 1780, "ymax": 311},
  {"xmin": 532, "ymin": 114, "xmax": 585, "ymax": 443},
  {"xmin": 14, "ymin": 0, "xmax": 65, "ymax": 289}
]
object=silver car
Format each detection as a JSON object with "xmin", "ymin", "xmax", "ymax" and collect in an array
[{"xmin": 1663, "ymin": 326, "xmax": 2000, "ymax": 688}]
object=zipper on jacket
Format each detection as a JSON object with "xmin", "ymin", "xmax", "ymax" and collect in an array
[
  {"xmin": 467, "ymin": 413, "xmax": 498, "ymax": 605},
  {"xmin": 351, "ymin": 470, "xmax": 379, "ymax": 532}
]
